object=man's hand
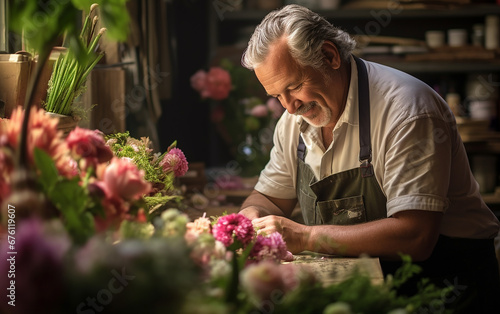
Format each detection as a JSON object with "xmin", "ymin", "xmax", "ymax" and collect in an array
[
  {"xmin": 252, "ymin": 215, "xmax": 310, "ymax": 254},
  {"xmin": 239, "ymin": 206, "xmax": 261, "ymax": 220}
]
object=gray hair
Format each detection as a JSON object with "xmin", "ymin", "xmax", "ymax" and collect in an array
[{"xmin": 242, "ymin": 4, "xmax": 357, "ymax": 70}]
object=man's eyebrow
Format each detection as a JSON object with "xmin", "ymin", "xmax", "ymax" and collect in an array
[{"xmin": 266, "ymin": 82, "xmax": 296, "ymax": 97}]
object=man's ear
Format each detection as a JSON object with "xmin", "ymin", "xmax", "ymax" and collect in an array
[{"xmin": 322, "ymin": 40, "xmax": 341, "ymax": 69}]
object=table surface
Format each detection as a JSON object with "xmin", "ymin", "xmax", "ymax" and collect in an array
[{"xmin": 284, "ymin": 252, "xmax": 385, "ymax": 286}]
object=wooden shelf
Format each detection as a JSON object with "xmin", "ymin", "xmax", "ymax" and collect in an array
[
  {"xmin": 222, "ymin": 4, "xmax": 500, "ymax": 21},
  {"xmin": 482, "ymin": 193, "xmax": 500, "ymax": 205}
]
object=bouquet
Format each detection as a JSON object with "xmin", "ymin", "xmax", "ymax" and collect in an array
[{"xmin": 0, "ymin": 107, "xmax": 189, "ymax": 244}]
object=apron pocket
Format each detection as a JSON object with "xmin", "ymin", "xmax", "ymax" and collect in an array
[
  {"xmin": 298, "ymin": 188, "xmax": 317, "ymax": 225},
  {"xmin": 317, "ymin": 195, "xmax": 367, "ymax": 225}
]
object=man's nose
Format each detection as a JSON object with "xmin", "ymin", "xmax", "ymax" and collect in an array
[{"xmin": 281, "ymin": 94, "xmax": 300, "ymax": 114}]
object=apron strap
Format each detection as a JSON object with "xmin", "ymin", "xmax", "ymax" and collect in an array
[
  {"xmin": 353, "ymin": 56, "xmax": 372, "ymax": 164},
  {"xmin": 298, "ymin": 134, "xmax": 306, "ymax": 162},
  {"xmin": 296, "ymin": 56, "xmax": 373, "ymax": 174}
]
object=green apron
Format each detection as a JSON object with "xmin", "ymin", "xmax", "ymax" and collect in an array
[
  {"xmin": 295, "ymin": 56, "xmax": 500, "ymax": 313},
  {"xmin": 296, "ymin": 56, "xmax": 387, "ymax": 226}
]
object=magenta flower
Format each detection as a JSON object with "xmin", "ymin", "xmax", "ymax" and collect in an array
[
  {"xmin": 160, "ymin": 148, "xmax": 189, "ymax": 177},
  {"xmin": 66, "ymin": 127, "xmax": 113, "ymax": 168},
  {"xmin": 249, "ymin": 232, "xmax": 289, "ymax": 262},
  {"xmin": 212, "ymin": 213, "xmax": 254, "ymax": 250}
]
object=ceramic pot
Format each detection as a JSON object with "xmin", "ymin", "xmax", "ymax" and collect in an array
[{"xmin": 44, "ymin": 111, "xmax": 81, "ymax": 136}]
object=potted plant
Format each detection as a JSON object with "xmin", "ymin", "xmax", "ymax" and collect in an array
[
  {"xmin": 43, "ymin": 3, "xmax": 107, "ymax": 135},
  {"xmin": 3, "ymin": 0, "xmax": 130, "ymax": 221}
]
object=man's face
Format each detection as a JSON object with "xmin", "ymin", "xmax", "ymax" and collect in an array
[{"xmin": 254, "ymin": 38, "xmax": 341, "ymax": 128}]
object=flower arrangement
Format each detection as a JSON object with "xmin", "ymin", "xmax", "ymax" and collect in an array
[
  {"xmin": 191, "ymin": 59, "xmax": 285, "ymax": 177},
  {"xmin": 105, "ymin": 132, "xmax": 188, "ymax": 217},
  {"xmin": 0, "ymin": 209, "xmax": 450, "ymax": 314},
  {"xmin": 0, "ymin": 107, "xmax": 188, "ymax": 244}
]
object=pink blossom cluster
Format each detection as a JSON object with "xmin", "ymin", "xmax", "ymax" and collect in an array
[
  {"xmin": 93, "ymin": 157, "xmax": 151, "ymax": 231},
  {"xmin": 190, "ymin": 67, "xmax": 232, "ymax": 101},
  {"xmin": 185, "ymin": 213, "xmax": 212, "ymax": 245},
  {"xmin": 0, "ymin": 107, "xmax": 152, "ymax": 232},
  {"xmin": 0, "ymin": 107, "xmax": 77, "ymax": 203},
  {"xmin": 159, "ymin": 147, "xmax": 188, "ymax": 177},
  {"xmin": 240, "ymin": 261, "xmax": 317, "ymax": 307},
  {"xmin": 249, "ymin": 232, "xmax": 289, "ymax": 262},
  {"xmin": 212, "ymin": 213, "xmax": 254, "ymax": 249},
  {"xmin": 66, "ymin": 127, "xmax": 114, "ymax": 170}
]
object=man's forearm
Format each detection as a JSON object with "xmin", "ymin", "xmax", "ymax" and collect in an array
[{"xmin": 239, "ymin": 190, "xmax": 289, "ymax": 218}]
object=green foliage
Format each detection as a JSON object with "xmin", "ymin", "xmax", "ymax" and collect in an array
[
  {"xmin": 257, "ymin": 255, "xmax": 452, "ymax": 314},
  {"xmin": 8, "ymin": 0, "xmax": 130, "ymax": 57},
  {"xmin": 44, "ymin": 4, "xmax": 105, "ymax": 115},
  {"xmin": 106, "ymin": 132, "xmax": 184, "ymax": 215},
  {"xmin": 33, "ymin": 148, "xmax": 96, "ymax": 244},
  {"xmin": 8, "ymin": 0, "xmax": 78, "ymax": 55}
]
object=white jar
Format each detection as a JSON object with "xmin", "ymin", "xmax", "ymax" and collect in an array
[
  {"xmin": 448, "ymin": 29, "xmax": 467, "ymax": 47},
  {"xmin": 425, "ymin": 30, "xmax": 445, "ymax": 48},
  {"xmin": 485, "ymin": 15, "xmax": 499, "ymax": 50}
]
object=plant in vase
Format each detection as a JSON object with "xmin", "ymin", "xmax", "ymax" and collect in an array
[
  {"xmin": 191, "ymin": 59, "xmax": 285, "ymax": 178},
  {"xmin": 4, "ymin": 0, "xmax": 130, "ymax": 220},
  {"xmin": 43, "ymin": 3, "xmax": 107, "ymax": 134}
]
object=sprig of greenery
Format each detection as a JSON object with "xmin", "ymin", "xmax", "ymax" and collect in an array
[
  {"xmin": 106, "ymin": 132, "xmax": 184, "ymax": 216},
  {"xmin": 44, "ymin": 4, "xmax": 106, "ymax": 116}
]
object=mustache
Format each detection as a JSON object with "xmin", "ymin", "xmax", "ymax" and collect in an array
[{"xmin": 294, "ymin": 102, "xmax": 317, "ymax": 115}]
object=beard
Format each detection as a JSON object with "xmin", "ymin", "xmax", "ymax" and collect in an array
[{"xmin": 295, "ymin": 101, "xmax": 332, "ymax": 127}]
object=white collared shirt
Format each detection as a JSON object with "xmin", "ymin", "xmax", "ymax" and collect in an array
[{"xmin": 255, "ymin": 56, "xmax": 500, "ymax": 239}]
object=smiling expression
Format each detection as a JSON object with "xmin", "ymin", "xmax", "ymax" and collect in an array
[{"xmin": 254, "ymin": 38, "xmax": 348, "ymax": 129}]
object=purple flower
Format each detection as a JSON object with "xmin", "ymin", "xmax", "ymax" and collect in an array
[
  {"xmin": 0, "ymin": 218, "xmax": 70, "ymax": 313},
  {"xmin": 160, "ymin": 148, "xmax": 189, "ymax": 177},
  {"xmin": 212, "ymin": 213, "xmax": 254, "ymax": 249},
  {"xmin": 250, "ymin": 232, "xmax": 288, "ymax": 262}
]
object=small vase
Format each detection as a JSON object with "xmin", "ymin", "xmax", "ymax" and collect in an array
[{"xmin": 44, "ymin": 111, "xmax": 81, "ymax": 136}]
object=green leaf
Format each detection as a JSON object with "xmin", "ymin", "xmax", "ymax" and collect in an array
[
  {"xmin": 8, "ymin": 0, "xmax": 79, "ymax": 54},
  {"xmin": 33, "ymin": 148, "xmax": 59, "ymax": 192},
  {"xmin": 97, "ymin": 0, "xmax": 130, "ymax": 41},
  {"xmin": 49, "ymin": 177, "xmax": 94, "ymax": 244}
]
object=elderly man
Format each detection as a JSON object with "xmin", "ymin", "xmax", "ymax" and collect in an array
[{"xmin": 238, "ymin": 4, "xmax": 500, "ymax": 313}]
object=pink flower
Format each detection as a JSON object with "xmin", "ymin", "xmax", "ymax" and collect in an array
[
  {"xmin": 2, "ymin": 107, "xmax": 76, "ymax": 179},
  {"xmin": 185, "ymin": 213, "xmax": 212, "ymax": 244},
  {"xmin": 267, "ymin": 97, "xmax": 285, "ymax": 119},
  {"xmin": 240, "ymin": 260, "xmax": 288, "ymax": 306},
  {"xmin": 191, "ymin": 67, "xmax": 232, "ymax": 101},
  {"xmin": 66, "ymin": 127, "xmax": 113, "ymax": 168},
  {"xmin": 212, "ymin": 213, "xmax": 254, "ymax": 249},
  {"xmin": 240, "ymin": 261, "xmax": 317, "ymax": 307},
  {"xmin": 160, "ymin": 147, "xmax": 188, "ymax": 177},
  {"xmin": 249, "ymin": 232, "xmax": 289, "ymax": 262},
  {"xmin": 190, "ymin": 69, "xmax": 207, "ymax": 93},
  {"xmin": 250, "ymin": 104, "xmax": 269, "ymax": 118},
  {"xmin": 205, "ymin": 67, "xmax": 232, "ymax": 100},
  {"xmin": 100, "ymin": 157, "xmax": 152, "ymax": 201},
  {"xmin": 92, "ymin": 181, "xmax": 130, "ymax": 232}
]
